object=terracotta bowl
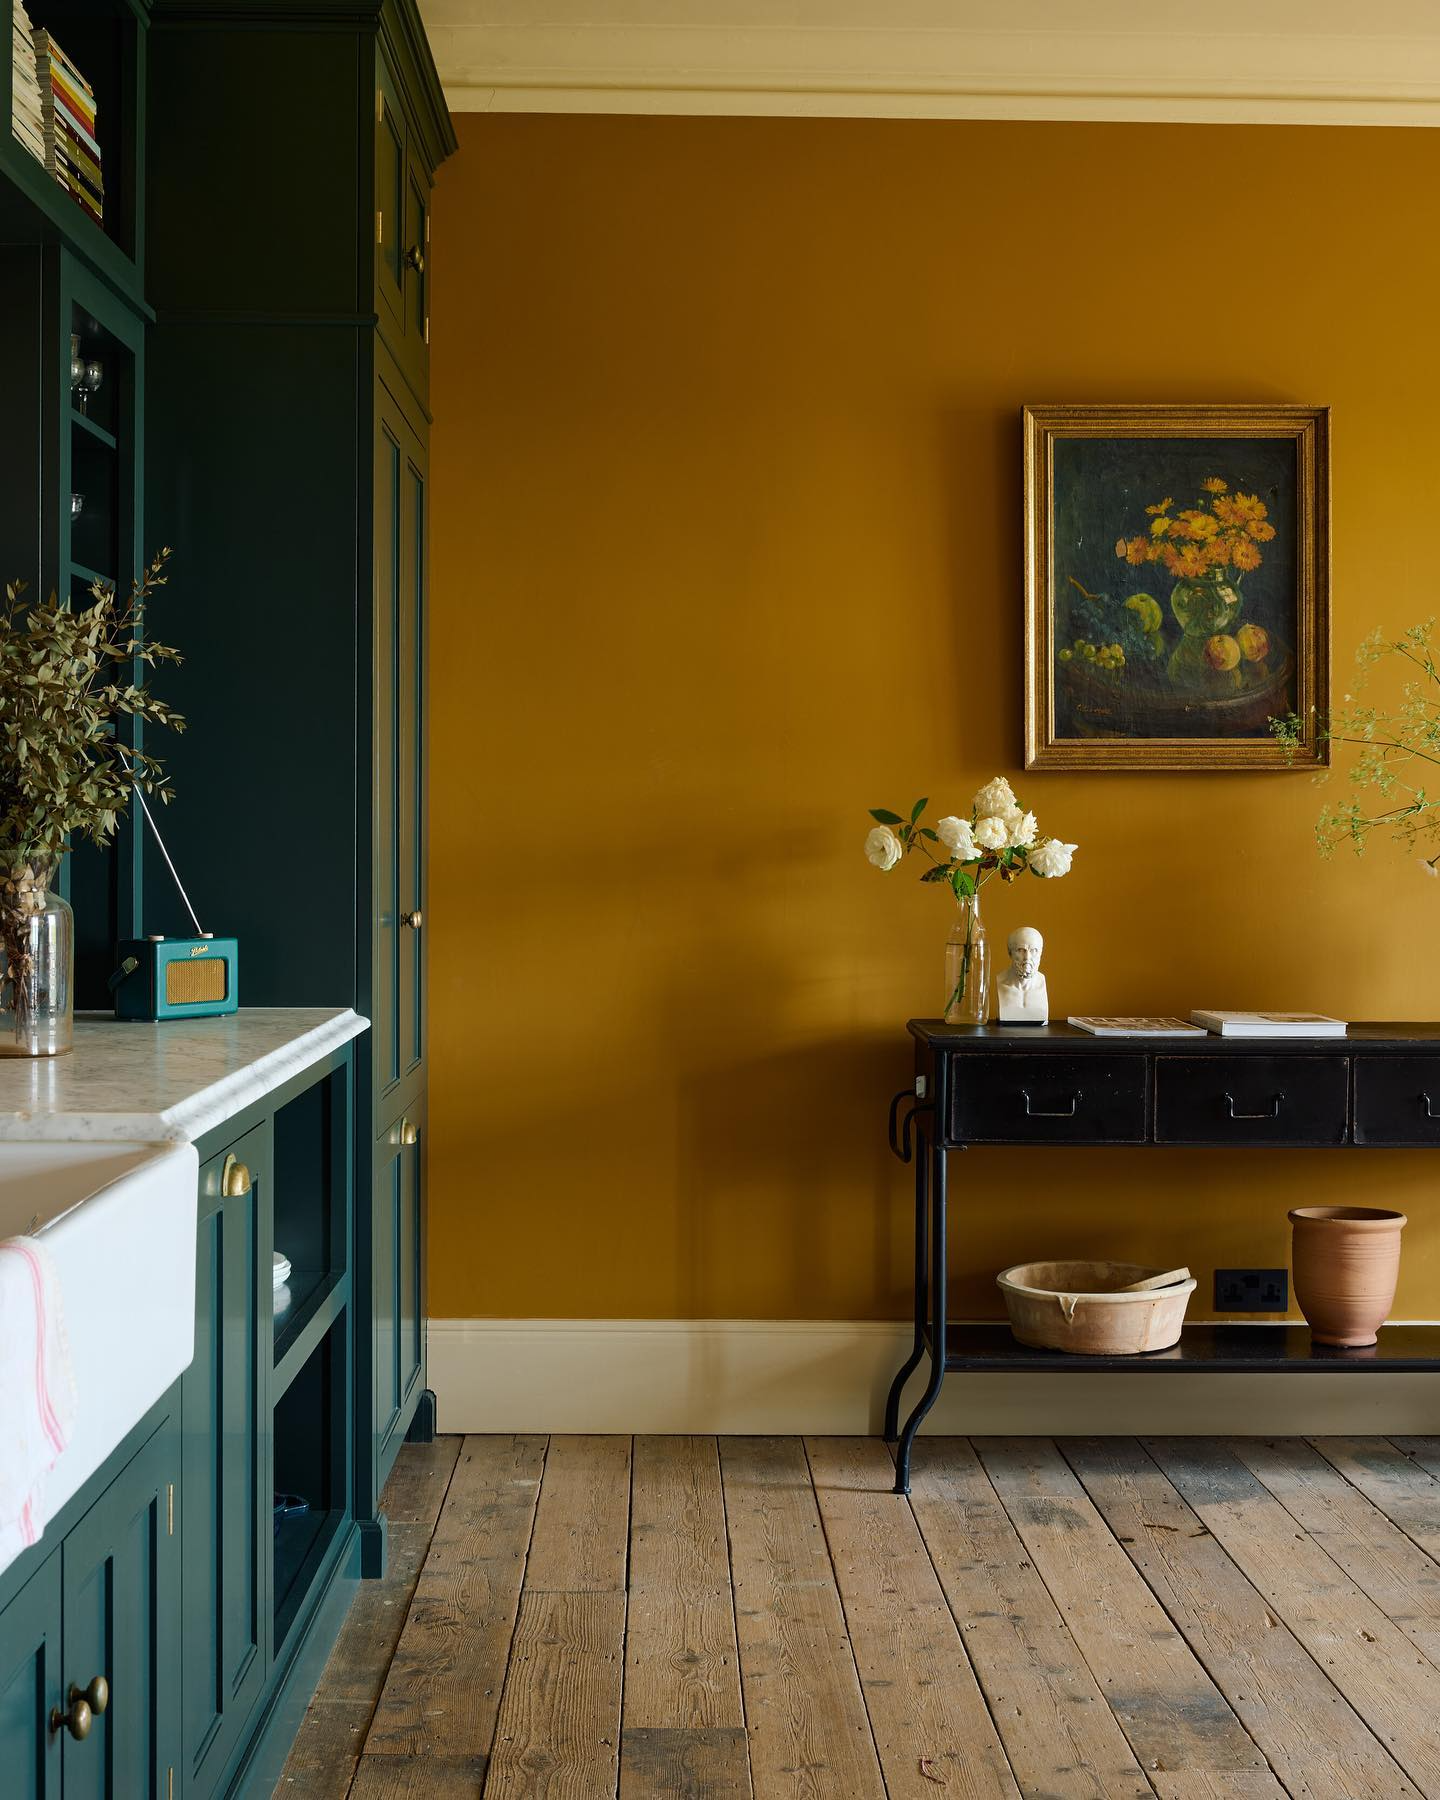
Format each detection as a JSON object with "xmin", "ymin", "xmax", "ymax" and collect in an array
[
  {"xmin": 996, "ymin": 1259, "xmax": 1196, "ymax": 1356},
  {"xmin": 1289, "ymin": 1205, "xmax": 1407, "ymax": 1347}
]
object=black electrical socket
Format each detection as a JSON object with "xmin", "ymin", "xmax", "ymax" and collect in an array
[{"xmin": 1214, "ymin": 1268, "xmax": 1288, "ymax": 1312}]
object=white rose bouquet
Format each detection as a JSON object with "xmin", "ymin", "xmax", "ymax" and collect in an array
[{"xmin": 864, "ymin": 775, "xmax": 1077, "ymax": 1021}]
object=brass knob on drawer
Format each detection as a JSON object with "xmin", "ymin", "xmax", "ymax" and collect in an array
[
  {"xmin": 400, "ymin": 1118, "xmax": 419, "ymax": 1146},
  {"xmin": 401, "ymin": 909, "xmax": 423, "ymax": 930},
  {"xmin": 405, "ymin": 245, "xmax": 425, "ymax": 274},
  {"xmin": 221, "ymin": 1154, "xmax": 252, "ymax": 1198}
]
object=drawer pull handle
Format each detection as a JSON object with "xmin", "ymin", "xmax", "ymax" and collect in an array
[
  {"xmin": 221, "ymin": 1154, "xmax": 252, "ymax": 1197},
  {"xmin": 1422, "ymin": 1092, "xmax": 1440, "ymax": 1118},
  {"xmin": 1224, "ymin": 1091, "xmax": 1285, "ymax": 1120},
  {"xmin": 1022, "ymin": 1088, "xmax": 1080, "ymax": 1118}
]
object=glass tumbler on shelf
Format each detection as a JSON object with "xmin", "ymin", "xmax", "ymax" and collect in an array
[
  {"xmin": 943, "ymin": 892, "xmax": 990, "ymax": 1025},
  {"xmin": 0, "ymin": 866, "xmax": 74, "ymax": 1056},
  {"xmin": 69, "ymin": 332, "xmax": 85, "ymax": 401}
]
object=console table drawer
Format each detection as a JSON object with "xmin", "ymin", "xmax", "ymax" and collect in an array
[
  {"xmin": 1155, "ymin": 1056, "xmax": 1348, "ymax": 1145},
  {"xmin": 949, "ymin": 1055, "xmax": 1146, "ymax": 1144},
  {"xmin": 1354, "ymin": 1057, "xmax": 1440, "ymax": 1145}
]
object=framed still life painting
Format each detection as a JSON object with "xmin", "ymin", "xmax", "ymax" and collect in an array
[{"xmin": 1024, "ymin": 403, "xmax": 1330, "ymax": 770}]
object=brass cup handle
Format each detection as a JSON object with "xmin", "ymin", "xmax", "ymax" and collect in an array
[
  {"xmin": 400, "ymin": 1118, "xmax": 419, "ymax": 1146},
  {"xmin": 51, "ymin": 1676, "xmax": 108, "ymax": 1739},
  {"xmin": 221, "ymin": 1154, "xmax": 252, "ymax": 1197},
  {"xmin": 405, "ymin": 245, "xmax": 425, "ymax": 274},
  {"xmin": 401, "ymin": 909, "xmax": 423, "ymax": 930}
]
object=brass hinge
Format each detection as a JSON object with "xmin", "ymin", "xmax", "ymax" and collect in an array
[
  {"xmin": 423, "ymin": 316, "xmax": 429, "ymax": 345},
  {"xmin": 376, "ymin": 88, "xmax": 384, "ymax": 125},
  {"xmin": 376, "ymin": 210, "xmax": 383, "ymax": 246},
  {"xmin": 167, "ymin": 1483, "xmax": 174, "ymax": 1536},
  {"xmin": 425, "ymin": 213, "xmax": 430, "ymax": 245},
  {"xmin": 168, "ymin": 1768, "xmax": 174, "ymax": 1800}
]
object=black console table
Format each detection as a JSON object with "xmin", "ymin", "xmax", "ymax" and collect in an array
[{"xmin": 884, "ymin": 1020, "xmax": 1440, "ymax": 1494}]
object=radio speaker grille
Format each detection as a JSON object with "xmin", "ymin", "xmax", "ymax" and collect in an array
[{"xmin": 166, "ymin": 958, "xmax": 228, "ymax": 1005}]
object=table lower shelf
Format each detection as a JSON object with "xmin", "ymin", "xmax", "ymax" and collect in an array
[{"xmin": 928, "ymin": 1322, "xmax": 1440, "ymax": 1372}]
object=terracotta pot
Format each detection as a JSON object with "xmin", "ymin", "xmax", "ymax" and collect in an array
[{"xmin": 1288, "ymin": 1206, "xmax": 1407, "ymax": 1347}]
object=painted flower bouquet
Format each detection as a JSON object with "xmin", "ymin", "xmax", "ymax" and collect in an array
[
  {"xmin": 1065, "ymin": 477, "xmax": 1283, "ymax": 704},
  {"xmin": 1058, "ymin": 478, "xmax": 1281, "ymax": 723},
  {"xmin": 864, "ymin": 776, "xmax": 1076, "ymax": 1023}
]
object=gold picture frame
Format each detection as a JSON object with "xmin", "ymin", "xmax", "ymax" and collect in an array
[{"xmin": 1024, "ymin": 403, "xmax": 1330, "ymax": 770}]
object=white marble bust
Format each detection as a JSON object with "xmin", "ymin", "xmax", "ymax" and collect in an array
[{"xmin": 997, "ymin": 925, "xmax": 1049, "ymax": 1025}]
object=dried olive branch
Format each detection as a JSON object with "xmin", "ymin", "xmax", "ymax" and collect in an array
[{"xmin": 0, "ymin": 550, "xmax": 185, "ymax": 1032}]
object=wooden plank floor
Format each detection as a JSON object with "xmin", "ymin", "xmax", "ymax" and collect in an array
[{"xmin": 274, "ymin": 1436, "xmax": 1440, "ymax": 1799}]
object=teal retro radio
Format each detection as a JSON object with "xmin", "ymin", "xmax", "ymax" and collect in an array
[
  {"xmin": 111, "ymin": 934, "xmax": 239, "ymax": 1020},
  {"xmin": 109, "ymin": 789, "xmax": 240, "ymax": 1020}
]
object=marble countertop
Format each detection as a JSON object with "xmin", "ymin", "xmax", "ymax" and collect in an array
[{"xmin": 0, "ymin": 1008, "xmax": 368, "ymax": 1143}]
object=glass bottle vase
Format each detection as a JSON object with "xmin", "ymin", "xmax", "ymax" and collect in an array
[
  {"xmin": 943, "ymin": 893, "xmax": 990, "ymax": 1025},
  {"xmin": 0, "ymin": 866, "xmax": 74, "ymax": 1057}
]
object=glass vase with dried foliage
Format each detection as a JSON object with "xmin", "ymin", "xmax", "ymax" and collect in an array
[{"xmin": 0, "ymin": 551, "xmax": 183, "ymax": 1055}]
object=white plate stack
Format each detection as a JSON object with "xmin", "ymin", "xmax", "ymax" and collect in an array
[{"xmin": 274, "ymin": 1251, "xmax": 292, "ymax": 1315}]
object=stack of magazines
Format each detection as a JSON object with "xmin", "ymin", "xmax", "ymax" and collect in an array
[
  {"xmin": 10, "ymin": 0, "xmax": 45, "ymax": 166},
  {"xmin": 34, "ymin": 26, "xmax": 103, "ymax": 226}
]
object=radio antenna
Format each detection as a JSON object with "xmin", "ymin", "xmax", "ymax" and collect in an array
[{"xmin": 132, "ymin": 785, "xmax": 207, "ymax": 938}]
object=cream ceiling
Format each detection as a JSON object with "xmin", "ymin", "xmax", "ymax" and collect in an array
[{"xmin": 422, "ymin": 0, "xmax": 1440, "ymax": 123}]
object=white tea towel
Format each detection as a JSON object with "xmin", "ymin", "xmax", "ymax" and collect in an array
[{"xmin": 0, "ymin": 1237, "xmax": 77, "ymax": 1563}]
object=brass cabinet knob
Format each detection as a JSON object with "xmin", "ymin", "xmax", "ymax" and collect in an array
[
  {"xmin": 405, "ymin": 245, "xmax": 425, "ymax": 274},
  {"xmin": 221, "ymin": 1154, "xmax": 252, "ymax": 1198},
  {"xmin": 51, "ymin": 1694, "xmax": 90, "ymax": 1741},
  {"xmin": 78, "ymin": 1676, "xmax": 109, "ymax": 1716},
  {"xmin": 401, "ymin": 909, "xmax": 423, "ymax": 930},
  {"xmin": 400, "ymin": 1118, "xmax": 419, "ymax": 1146}
]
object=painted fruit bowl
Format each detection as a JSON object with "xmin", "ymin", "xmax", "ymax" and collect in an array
[{"xmin": 1059, "ymin": 645, "xmax": 1294, "ymax": 739}]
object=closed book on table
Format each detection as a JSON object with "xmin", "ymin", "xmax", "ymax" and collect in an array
[{"xmin": 1190, "ymin": 1010, "xmax": 1348, "ymax": 1038}]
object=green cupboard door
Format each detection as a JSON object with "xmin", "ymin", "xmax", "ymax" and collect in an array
[
  {"xmin": 372, "ymin": 1102, "xmax": 424, "ymax": 1486},
  {"xmin": 375, "ymin": 385, "xmax": 428, "ymax": 1108},
  {"xmin": 60, "ymin": 1425, "xmax": 181, "ymax": 1800},
  {"xmin": 374, "ymin": 397, "xmax": 402, "ymax": 1104},
  {"xmin": 181, "ymin": 1125, "xmax": 268, "ymax": 1797},
  {"xmin": 397, "ymin": 415, "xmax": 426, "ymax": 1085},
  {"xmin": 401, "ymin": 153, "xmax": 431, "ymax": 391},
  {"xmin": 0, "ymin": 1549, "xmax": 62, "ymax": 1797},
  {"xmin": 374, "ymin": 53, "xmax": 407, "ymax": 339}
]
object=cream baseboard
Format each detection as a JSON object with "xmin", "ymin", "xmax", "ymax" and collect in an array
[{"xmin": 428, "ymin": 1317, "xmax": 1440, "ymax": 1437}]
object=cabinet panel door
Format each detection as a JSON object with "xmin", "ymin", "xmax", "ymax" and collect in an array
[
  {"xmin": 374, "ymin": 383, "xmax": 427, "ymax": 1111},
  {"xmin": 61, "ymin": 1424, "xmax": 181, "ymax": 1800},
  {"xmin": 372, "ymin": 1100, "xmax": 425, "ymax": 1488},
  {"xmin": 374, "ymin": 53, "xmax": 407, "ymax": 336},
  {"xmin": 401, "ymin": 152, "xmax": 431, "ymax": 390},
  {"xmin": 181, "ymin": 1124, "xmax": 268, "ymax": 1797},
  {"xmin": 0, "ymin": 1550, "xmax": 61, "ymax": 1798}
]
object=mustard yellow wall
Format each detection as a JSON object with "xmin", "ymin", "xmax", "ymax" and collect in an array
[{"xmin": 428, "ymin": 113, "xmax": 1440, "ymax": 1324}]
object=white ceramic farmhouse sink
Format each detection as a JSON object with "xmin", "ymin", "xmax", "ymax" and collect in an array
[{"xmin": 0, "ymin": 1140, "xmax": 198, "ymax": 1564}]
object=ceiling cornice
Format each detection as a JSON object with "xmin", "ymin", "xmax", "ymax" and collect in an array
[{"xmin": 421, "ymin": 3, "xmax": 1440, "ymax": 126}]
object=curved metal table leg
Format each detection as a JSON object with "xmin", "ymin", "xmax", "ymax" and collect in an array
[
  {"xmin": 893, "ymin": 1133, "xmax": 947, "ymax": 1495},
  {"xmin": 883, "ymin": 1122, "xmax": 930, "ymax": 1442}
]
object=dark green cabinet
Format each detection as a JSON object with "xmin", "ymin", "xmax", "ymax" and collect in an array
[
  {"xmin": 0, "ymin": 1550, "xmax": 61, "ymax": 1800},
  {"xmin": 374, "ymin": 369, "xmax": 427, "ymax": 1115},
  {"xmin": 145, "ymin": 0, "xmax": 451, "ymax": 1540},
  {"xmin": 0, "ymin": 244, "xmax": 147, "ymax": 1007},
  {"xmin": 374, "ymin": 45, "xmax": 431, "ymax": 401},
  {"xmin": 372, "ymin": 1097, "xmax": 425, "ymax": 1486},
  {"xmin": 181, "ymin": 1125, "xmax": 268, "ymax": 1797},
  {"xmin": 61, "ymin": 1428, "xmax": 180, "ymax": 1800},
  {"xmin": 0, "ymin": 1422, "xmax": 179, "ymax": 1800}
]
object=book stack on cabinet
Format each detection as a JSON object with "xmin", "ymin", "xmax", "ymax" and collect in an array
[
  {"xmin": 9, "ymin": 0, "xmax": 44, "ymax": 164},
  {"xmin": 33, "ymin": 26, "xmax": 102, "ymax": 224}
]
